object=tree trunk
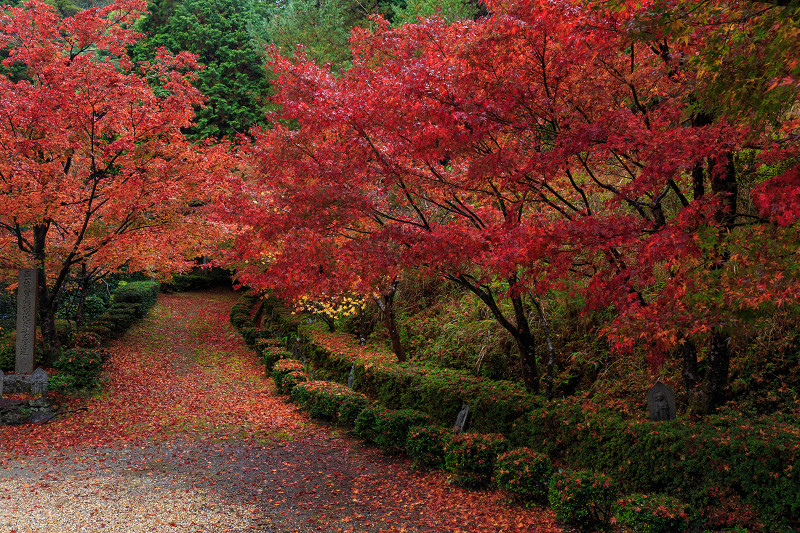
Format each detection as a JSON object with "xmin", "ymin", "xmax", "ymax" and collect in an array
[
  {"xmin": 37, "ymin": 270, "xmax": 61, "ymax": 366},
  {"xmin": 33, "ymin": 223, "xmax": 62, "ymax": 365},
  {"xmin": 375, "ymin": 279, "xmax": 405, "ymax": 362},
  {"xmin": 446, "ymin": 273, "xmax": 540, "ymax": 393},
  {"xmin": 532, "ymin": 297, "xmax": 556, "ymax": 400},
  {"xmin": 703, "ymin": 330, "xmax": 731, "ymax": 411}
]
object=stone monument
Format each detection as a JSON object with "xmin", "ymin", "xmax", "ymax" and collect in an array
[
  {"xmin": 16, "ymin": 268, "xmax": 38, "ymax": 374},
  {"xmin": 347, "ymin": 365, "xmax": 355, "ymax": 389},
  {"xmin": 454, "ymin": 403, "xmax": 470, "ymax": 433},
  {"xmin": 31, "ymin": 368, "xmax": 48, "ymax": 396},
  {"xmin": 647, "ymin": 382, "xmax": 676, "ymax": 421}
]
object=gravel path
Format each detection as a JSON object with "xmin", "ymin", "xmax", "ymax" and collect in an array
[{"xmin": 0, "ymin": 290, "xmax": 562, "ymax": 533}]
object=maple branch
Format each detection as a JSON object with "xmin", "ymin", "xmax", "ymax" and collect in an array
[
  {"xmin": 445, "ymin": 274, "xmax": 519, "ymax": 335},
  {"xmin": 576, "ymin": 154, "xmax": 650, "ymax": 221},
  {"xmin": 565, "ymin": 168, "xmax": 592, "ymax": 215},
  {"xmin": 668, "ymin": 179, "xmax": 690, "ymax": 207},
  {"xmin": 396, "ymin": 177, "xmax": 431, "ymax": 231},
  {"xmin": 443, "ymin": 196, "xmax": 486, "ymax": 229}
]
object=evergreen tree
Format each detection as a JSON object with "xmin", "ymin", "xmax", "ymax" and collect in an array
[{"xmin": 134, "ymin": 0, "xmax": 271, "ymax": 139}]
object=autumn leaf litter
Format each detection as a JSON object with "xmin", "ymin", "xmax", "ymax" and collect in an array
[{"xmin": 0, "ymin": 290, "xmax": 561, "ymax": 532}]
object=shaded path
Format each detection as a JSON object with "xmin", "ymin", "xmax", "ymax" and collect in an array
[{"xmin": 0, "ymin": 291, "xmax": 562, "ymax": 532}]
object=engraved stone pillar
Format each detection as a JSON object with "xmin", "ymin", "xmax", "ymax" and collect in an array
[{"xmin": 15, "ymin": 268, "xmax": 38, "ymax": 374}]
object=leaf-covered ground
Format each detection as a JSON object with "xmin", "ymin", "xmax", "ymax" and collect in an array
[{"xmin": 0, "ymin": 290, "xmax": 563, "ymax": 532}]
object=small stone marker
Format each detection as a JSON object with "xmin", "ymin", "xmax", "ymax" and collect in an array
[
  {"xmin": 347, "ymin": 365, "xmax": 355, "ymax": 389},
  {"xmin": 647, "ymin": 382, "xmax": 676, "ymax": 421},
  {"xmin": 31, "ymin": 368, "xmax": 48, "ymax": 396},
  {"xmin": 454, "ymin": 403, "xmax": 470, "ymax": 433},
  {"xmin": 16, "ymin": 268, "xmax": 38, "ymax": 374},
  {"xmin": 0, "ymin": 369, "xmax": 3, "ymax": 397}
]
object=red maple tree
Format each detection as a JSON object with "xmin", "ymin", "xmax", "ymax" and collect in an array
[
  {"xmin": 229, "ymin": 0, "xmax": 799, "ymax": 406},
  {"xmin": 0, "ymin": 0, "xmax": 230, "ymax": 360}
]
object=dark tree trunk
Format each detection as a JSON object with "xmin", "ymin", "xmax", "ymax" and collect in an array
[
  {"xmin": 375, "ymin": 279, "xmax": 405, "ymax": 362},
  {"xmin": 33, "ymin": 224, "xmax": 62, "ymax": 365},
  {"xmin": 532, "ymin": 297, "xmax": 556, "ymax": 400},
  {"xmin": 446, "ymin": 273, "xmax": 540, "ymax": 393},
  {"xmin": 703, "ymin": 330, "xmax": 731, "ymax": 411},
  {"xmin": 680, "ymin": 337, "xmax": 704, "ymax": 413},
  {"xmin": 74, "ymin": 263, "xmax": 90, "ymax": 328},
  {"xmin": 319, "ymin": 313, "xmax": 336, "ymax": 332},
  {"xmin": 356, "ymin": 303, "xmax": 372, "ymax": 346}
]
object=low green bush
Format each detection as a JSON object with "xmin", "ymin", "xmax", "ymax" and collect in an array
[
  {"xmin": 338, "ymin": 394, "xmax": 370, "ymax": 427},
  {"xmin": 229, "ymin": 293, "xmax": 258, "ymax": 331},
  {"xmin": 495, "ymin": 447, "xmax": 553, "ymax": 504},
  {"xmin": 406, "ymin": 425, "xmax": 451, "ymax": 469},
  {"xmin": 444, "ymin": 432, "xmax": 507, "ymax": 488},
  {"xmin": 112, "ymin": 281, "xmax": 159, "ymax": 316},
  {"xmin": 272, "ymin": 359, "xmax": 305, "ymax": 391},
  {"xmin": 280, "ymin": 370, "xmax": 309, "ymax": 395},
  {"xmin": 50, "ymin": 347, "xmax": 109, "ymax": 393},
  {"xmin": 241, "ymin": 326, "xmax": 262, "ymax": 347},
  {"xmin": 614, "ymin": 493, "xmax": 700, "ymax": 533},
  {"xmin": 354, "ymin": 403, "xmax": 386, "ymax": 443},
  {"xmin": 0, "ymin": 340, "xmax": 14, "ymax": 371},
  {"xmin": 548, "ymin": 469, "xmax": 616, "ymax": 529},
  {"xmin": 374, "ymin": 408, "xmax": 431, "ymax": 454},
  {"xmin": 291, "ymin": 380, "xmax": 358, "ymax": 421},
  {"xmin": 71, "ymin": 331, "xmax": 102, "ymax": 349}
]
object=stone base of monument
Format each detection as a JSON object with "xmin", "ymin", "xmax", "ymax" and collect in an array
[
  {"xmin": 1, "ymin": 367, "xmax": 49, "ymax": 396},
  {"xmin": 0, "ymin": 397, "xmax": 55, "ymax": 426}
]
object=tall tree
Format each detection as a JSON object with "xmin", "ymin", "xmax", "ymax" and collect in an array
[
  {"xmin": 0, "ymin": 0, "xmax": 228, "ymax": 361},
  {"xmin": 133, "ymin": 0, "xmax": 272, "ymax": 139},
  {"xmin": 228, "ymin": 0, "xmax": 798, "ymax": 401}
]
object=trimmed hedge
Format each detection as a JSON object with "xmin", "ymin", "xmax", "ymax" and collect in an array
[
  {"xmin": 82, "ymin": 281, "xmax": 160, "ymax": 340},
  {"xmin": 280, "ymin": 370, "xmax": 309, "ymax": 395},
  {"xmin": 354, "ymin": 404, "xmax": 387, "ymax": 443},
  {"xmin": 233, "ymin": 295, "xmax": 800, "ymax": 532},
  {"xmin": 297, "ymin": 326, "xmax": 530, "ymax": 435},
  {"xmin": 548, "ymin": 469, "xmax": 617, "ymax": 529},
  {"xmin": 112, "ymin": 281, "xmax": 159, "ymax": 317},
  {"xmin": 290, "ymin": 380, "xmax": 361, "ymax": 421},
  {"xmin": 614, "ymin": 493, "xmax": 700, "ymax": 533},
  {"xmin": 444, "ymin": 432, "xmax": 508, "ymax": 488},
  {"xmin": 374, "ymin": 408, "xmax": 430, "ymax": 455},
  {"xmin": 406, "ymin": 425, "xmax": 451, "ymax": 469},
  {"xmin": 495, "ymin": 447, "xmax": 552, "ymax": 505},
  {"xmin": 272, "ymin": 359, "xmax": 305, "ymax": 391},
  {"xmin": 339, "ymin": 394, "xmax": 370, "ymax": 427}
]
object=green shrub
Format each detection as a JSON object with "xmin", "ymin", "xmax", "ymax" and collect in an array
[
  {"xmin": 374, "ymin": 409, "xmax": 431, "ymax": 454},
  {"xmin": 229, "ymin": 293, "xmax": 258, "ymax": 330},
  {"xmin": 112, "ymin": 281, "xmax": 159, "ymax": 316},
  {"xmin": 291, "ymin": 380, "xmax": 357, "ymax": 421},
  {"xmin": 338, "ymin": 394, "xmax": 370, "ymax": 427},
  {"xmin": 51, "ymin": 347, "xmax": 109, "ymax": 392},
  {"xmin": 272, "ymin": 359, "xmax": 305, "ymax": 391},
  {"xmin": 0, "ymin": 341, "xmax": 14, "ymax": 371},
  {"xmin": 298, "ymin": 324, "xmax": 531, "ymax": 435},
  {"xmin": 614, "ymin": 493, "xmax": 700, "ymax": 533},
  {"xmin": 81, "ymin": 324, "xmax": 112, "ymax": 341},
  {"xmin": 406, "ymin": 425, "xmax": 451, "ymax": 469},
  {"xmin": 548, "ymin": 469, "xmax": 617, "ymax": 528},
  {"xmin": 354, "ymin": 404, "xmax": 386, "ymax": 443},
  {"xmin": 495, "ymin": 447, "xmax": 553, "ymax": 504},
  {"xmin": 241, "ymin": 326, "xmax": 262, "ymax": 346},
  {"xmin": 83, "ymin": 295, "xmax": 107, "ymax": 318},
  {"xmin": 71, "ymin": 331, "xmax": 102, "ymax": 349},
  {"xmin": 280, "ymin": 370, "xmax": 309, "ymax": 395},
  {"xmin": 444, "ymin": 432, "xmax": 507, "ymax": 488}
]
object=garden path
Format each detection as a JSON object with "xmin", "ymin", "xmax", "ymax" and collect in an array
[{"xmin": 0, "ymin": 290, "xmax": 562, "ymax": 533}]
